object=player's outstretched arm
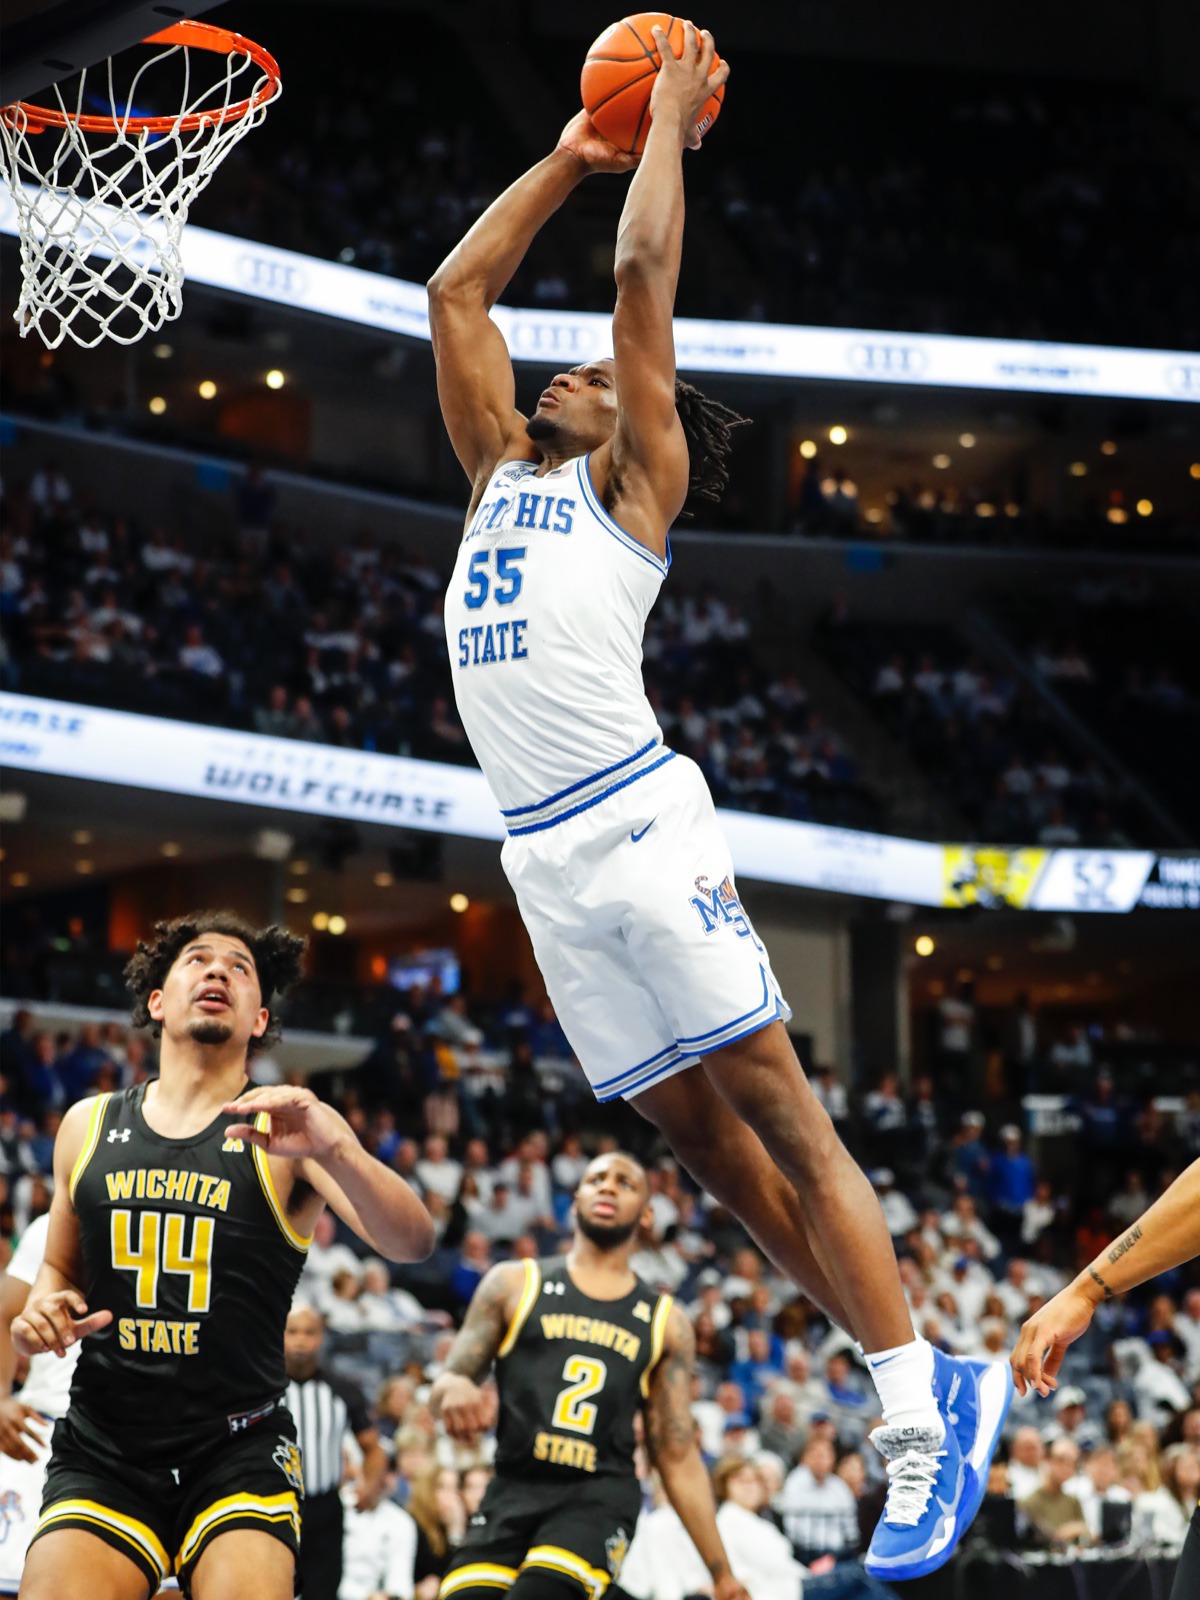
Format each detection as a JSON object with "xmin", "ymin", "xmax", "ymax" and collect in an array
[
  {"xmin": 604, "ymin": 24, "xmax": 731, "ymax": 545},
  {"xmin": 645, "ymin": 1305, "xmax": 747, "ymax": 1600},
  {"xmin": 11, "ymin": 1099, "xmax": 112, "ymax": 1360},
  {"xmin": 428, "ymin": 120, "xmax": 636, "ymax": 497},
  {"xmin": 1012, "ymin": 1155, "xmax": 1200, "ymax": 1397},
  {"xmin": 429, "ymin": 1261, "xmax": 524, "ymax": 1440},
  {"xmin": 224, "ymin": 1084, "xmax": 435, "ymax": 1262}
]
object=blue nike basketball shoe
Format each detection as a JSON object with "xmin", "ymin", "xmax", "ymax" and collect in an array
[
  {"xmin": 863, "ymin": 1351, "xmax": 1014, "ymax": 1580},
  {"xmin": 863, "ymin": 1417, "xmax": 965, "ymax": 1580}
]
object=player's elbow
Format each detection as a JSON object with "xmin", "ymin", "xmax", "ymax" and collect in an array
[
  {"xmin": 614, "ymin": 238, "xmax": 669, "ymax": 287},
  {"xmin": 427, "ymin": 268, "xmax": 486, "ymax": 312},
  {"xmin": 407, "ymin": 1208, "xmax": 438, "ymax": 1262}
]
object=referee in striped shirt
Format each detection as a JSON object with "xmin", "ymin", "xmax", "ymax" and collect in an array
[{"xmin": 286, "ymin": 1304, "xmax": 388, "ymax": 1600}]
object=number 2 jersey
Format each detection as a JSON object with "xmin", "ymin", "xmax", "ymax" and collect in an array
[
  {"xmin": 67, "ymin": 1083, "xmax": 309, "ymax": 1459},
  {"xmin": 494, "ymin": 1256, "xmax": 673, "ymax": 1481},
  {"xmin": 445, "ymin": 454, "xmax": 672, "ymax": 828}
]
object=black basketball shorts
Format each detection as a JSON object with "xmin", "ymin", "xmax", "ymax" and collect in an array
[
  {"xmin": 28, "ymin": 1401, "xmax": 303, "ymax": 1596},
  {"xmin": 440, "ymin": 1473, "xmax": 642, "ymax": 1600}
]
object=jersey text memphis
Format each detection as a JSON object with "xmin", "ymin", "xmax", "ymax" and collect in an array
[{"xmin": 446, "ymin": 454, "xmax": 669, "ymax": 821}]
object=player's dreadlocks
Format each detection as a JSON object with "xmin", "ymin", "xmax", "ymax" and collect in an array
[
  {"xmin": 674, "ymin": 378, "xmax": 750, "ymax": 517},
  {"xmin": 125, "ymin": 910, "xmax": 307, "ymax": 1053}
]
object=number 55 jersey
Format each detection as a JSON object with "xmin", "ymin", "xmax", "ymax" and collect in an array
[{"xmin": 67, "ymin": 1082, "xmax": 309, "ymax": 1458}]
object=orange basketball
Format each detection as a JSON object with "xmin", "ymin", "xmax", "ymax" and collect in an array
[{"xmin": 581, "ymin": 13, "xmax": 724, "ymax": 157}]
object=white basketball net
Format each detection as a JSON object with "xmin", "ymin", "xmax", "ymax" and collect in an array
[{"xmin": 0, "ymin": 31, "xmax": 279, "ymax": 348}]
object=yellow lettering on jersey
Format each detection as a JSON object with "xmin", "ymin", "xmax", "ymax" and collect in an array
[
  {"xmin": 533, "ymin": 1432, "xmax": 597, "ymax": 1473},
  {"xmin": 118, "ymin": 1317, "xmax": 200, "ymax": 1354},
  {"xmin": 103, "ymin": 1170, "xmax": 230, "ymax": 1212},
  {"xmin": 537, "ymin": 1313, "xmax": 640, "ymax": 1363},
  {"xmin": 222, "ymin": 1138, "xmax": 244, "ymax": 1153},
  {"xmin": 164, "ymin": 1213, "xmax": 214, "ymax": 1313}
]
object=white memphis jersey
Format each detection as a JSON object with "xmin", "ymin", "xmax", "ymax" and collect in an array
[{"xmin": 446, "ymin": 453, "xmax": 672, "ymax": 831}]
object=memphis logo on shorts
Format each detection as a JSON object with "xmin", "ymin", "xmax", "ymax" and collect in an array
[
  {"xmin": 273, "ymin": 1439, "xmax": 305, "ymax": 1496},
  {"xmin": 688, "ymin": 874, "xmax": 762, "ymax": 948}
]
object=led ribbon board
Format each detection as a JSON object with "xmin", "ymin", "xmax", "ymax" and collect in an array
[
  {"xmin": 1, "ymin": 693, "xmax": 1171, "ymax": 911},
  {"xmin": 1, "ymin": 188, "xmax": 1196, "ymax": 401}
]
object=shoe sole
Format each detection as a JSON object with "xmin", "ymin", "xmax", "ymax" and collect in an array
[{"xmin": 863, "ymin": 1362, "xmax": 1015, "ymax": 1581}]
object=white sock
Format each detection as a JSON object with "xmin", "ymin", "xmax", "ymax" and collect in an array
[{"xmin": 862, "ymin": 1337, "xmax": 944, "ymax": 1438}]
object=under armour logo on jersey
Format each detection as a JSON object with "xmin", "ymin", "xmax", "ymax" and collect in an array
[
  {"xmin": 107, "ymin": 1129, "xmax": 131, "ymax": 1143},
  {"xmin": 543, "ymin": 1281, "xmax": 566, "ymax": 1296},
  {"xmin": 633, "ymin": 1301, "xmax": 652, "ymax": 1322},
  {"xmin": 222, "ymin": 1138, "xmax": 244, "ymax": 1153}
]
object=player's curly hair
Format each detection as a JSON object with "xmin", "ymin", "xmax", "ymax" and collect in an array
[
  {"xmin": 124, "ymin": 910, "xmax": 307, "ymax": 1054},
  {"xmin": 674, "ymin": 378, "xmax": 751, "ymax": 518}
]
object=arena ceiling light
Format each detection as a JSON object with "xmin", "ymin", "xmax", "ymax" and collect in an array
[
  {"xmin": 265, "ymin": 368, "xmax": 285, "ymax": 389},
  {"xmin": 828, "ymin": 425, "xmax": 848, "ymax": 444}
]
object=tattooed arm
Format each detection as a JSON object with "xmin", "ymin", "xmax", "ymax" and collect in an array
[
  {"xmin": 644, "ymin": 1305, "xmax": 747, "ymax": 1600},
  {"xmin": 1012, "ymin": 1157, "xmax": 1200, "ymax": 1398},
  {"xmin": 429, "ymin": 1261, "xmax": 524, "ymax": 1439}
]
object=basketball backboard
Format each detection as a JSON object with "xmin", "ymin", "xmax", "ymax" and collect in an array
[{"xmin": 1, "ymin": 0, "xmax": 222, "ymax": 104}]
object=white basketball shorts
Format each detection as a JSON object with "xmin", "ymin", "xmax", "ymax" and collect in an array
[
  {"xmin": 500, "ymin": 750, "xmax": 790, "ymax": 1102},
  {"xmin": 0, "ymin": 1416, "xmax": 53, "ymax": 1594}
]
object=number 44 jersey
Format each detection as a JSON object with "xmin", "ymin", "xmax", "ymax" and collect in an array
[
  {"xmin": 494, "ymin": 1257, "xmax": 673, "ymax": 1481},
  {"xmin": 68, "ymin": 1084, "xmax": 309, "ymax": 1458}
]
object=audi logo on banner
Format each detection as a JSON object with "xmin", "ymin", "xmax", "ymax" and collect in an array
[
  {"xmin": 1167, "ymin": 362, "xmax": 1200, "ymax": 397},
  {"xmin": 848, "ymin": 341, "xmax": 929, "ymax": 377},
  {"xmin": 508, "ymin": 320, "xmax": 593, "ymax": 361},
  {"xmin": 236, "ymin": 253, "xmax": 309, "ymax": 301}
]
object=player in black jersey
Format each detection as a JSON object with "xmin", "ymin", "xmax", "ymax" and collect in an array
[
  {"xmin": 429, "ymin": 1152, "xmax": 747, "ymax": 1600},
  {"xmin": 13, "ymin": 911, "xmax": 434, "ymax": 1600}
]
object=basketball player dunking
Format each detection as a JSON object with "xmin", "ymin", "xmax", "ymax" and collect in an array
[
  {"xmin": 13, "ymin": 912, "xmax": 434, "ymax": 1600},
  {"xmin": 429, "ymin": 24, "xmax": 1010, "ymax": 1579},
  {"xmin": 430, "ymin": 1152, "xmax": 747, "ymax": 1600}
]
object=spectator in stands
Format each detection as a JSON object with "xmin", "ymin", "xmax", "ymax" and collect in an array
[
  {"xmin": 710, "ymin": 1457, "xmax": 805, "ymax": 1600},
  {"xmin": 1021, "ymin": 1439, "xmax": 1090, "ymax": 1549},
  {"xmin": 1043, "ymin": 1387, "xmax": 1106, "ymax": 1452},
  {"xmin": 1064, "ymin": 1446, "xmax": 1133, "ymax": 1542},
  {"xmin": 406, "ymin": 1463, "xmax": 466, "ymax": 1599},
  {"xmin": 1133, "ymin": 1331, "xmax": 1193, "ymax": 1428},
  {"xmin": 778, "ymin": 1435, "xmax": 859, "ymax": 1566},
  {"xmin": 414, "ymin": 1135, "xmax": 462, "ymax": 1205},
  {"xmin": 870, "ymin": 1169, "xmax": 917, "ymax": 1239},
  {"xmin": 1006, "ymin": 1427, "xmax": 1045, "ymax": 1501}
]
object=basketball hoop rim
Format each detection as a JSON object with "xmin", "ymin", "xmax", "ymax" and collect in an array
[{"xmin": 0, "ymin": 20, "xmax": 281, "ymax": 136}]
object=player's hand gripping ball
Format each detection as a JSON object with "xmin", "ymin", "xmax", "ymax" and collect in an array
[{"xmin": 582, "ymin": 14, "xmax": 727, "ymax": 156}]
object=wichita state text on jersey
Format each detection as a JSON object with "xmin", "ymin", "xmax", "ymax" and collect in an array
[
  {"xmin": 68, "ymin": 1084, "xmax": 309, "ymax": 1451},
  {"xmin": 494, "ymin": 1257, "xmax": 672, "ymax": 1478}
]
